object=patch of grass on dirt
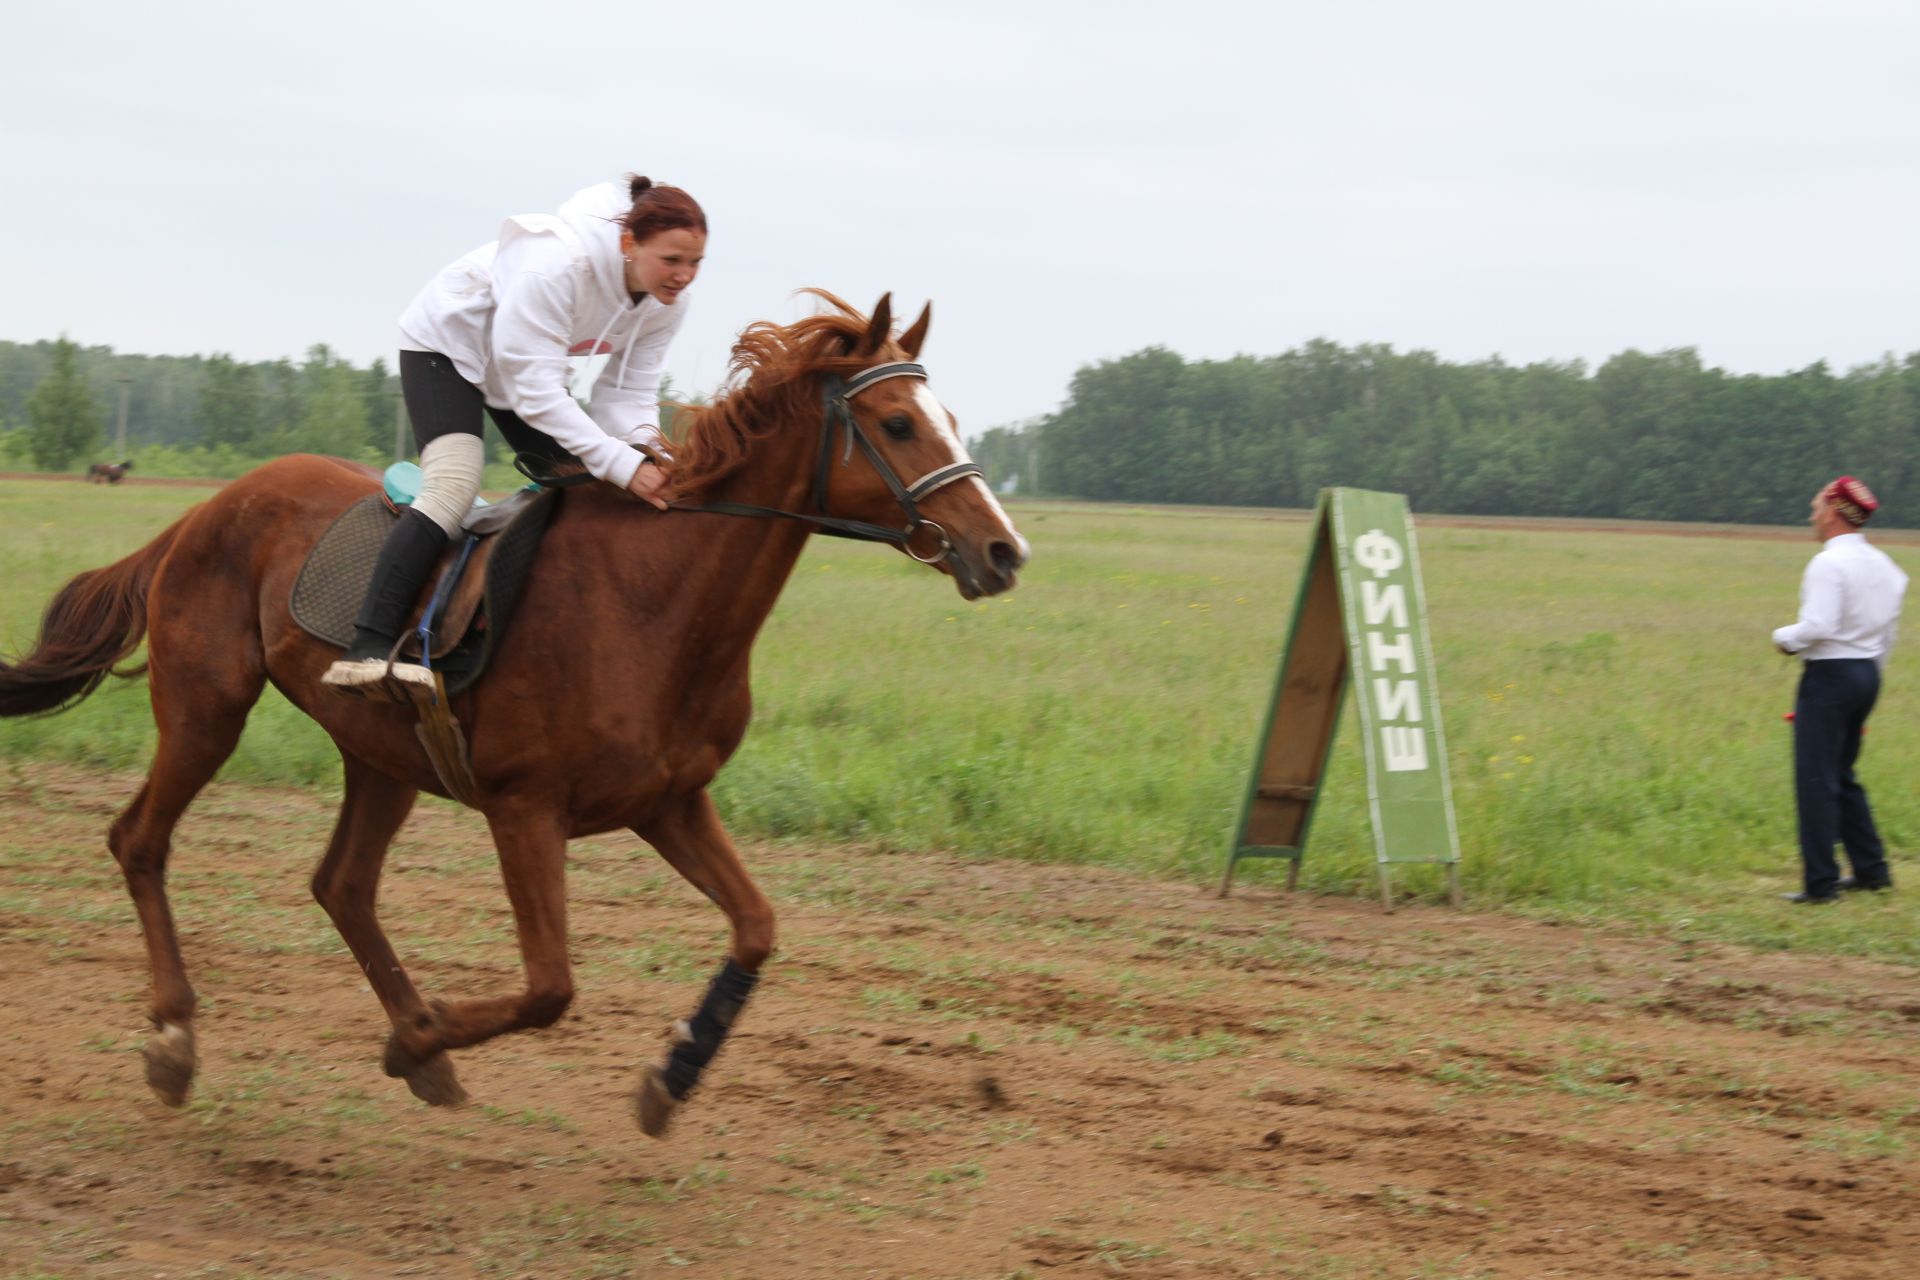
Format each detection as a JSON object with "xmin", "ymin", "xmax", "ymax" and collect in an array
[
  {"xmin": 1111, "ymin": 1027, "xmax": 1248, "ymax": 1063},
  {"xmin": 469, "ymin": 1202, "xmax": 659, "ymax": 1277},
  {"xmin": 1805, "ymin": 1104, "xmax": 1918, "ymax": 1159}
]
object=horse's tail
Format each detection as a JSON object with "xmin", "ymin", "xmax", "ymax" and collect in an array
[{"xmin": 0, "ymin": 516, "xmax": 188, "ymax": 717}]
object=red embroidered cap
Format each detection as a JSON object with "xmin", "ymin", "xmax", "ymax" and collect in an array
[{"xmin": 1823, "ymin": 475, "xmax": 1878, "ymax": 526}]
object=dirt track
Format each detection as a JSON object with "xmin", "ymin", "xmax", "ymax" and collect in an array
[{"xmin": 4, "ymin": 764, "xmax": 1918, "ymax": 1278}]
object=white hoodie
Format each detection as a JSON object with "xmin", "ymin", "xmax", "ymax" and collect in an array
[{"xmin": 398, "ymin": 182, "xmax": 687, "ymax": 491}]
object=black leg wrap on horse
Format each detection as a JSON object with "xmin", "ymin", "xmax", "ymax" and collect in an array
[{"xmin": 661, "ymin": 958, "xmax": 759, "ymax": 1100}]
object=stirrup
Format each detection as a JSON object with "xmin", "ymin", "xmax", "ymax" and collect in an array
[{"xmin": 322, "ymin": 655, "xmax": 434, "ymax": 700}]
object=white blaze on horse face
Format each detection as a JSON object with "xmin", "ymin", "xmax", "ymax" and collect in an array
[
  {"xmin": 910, "ymin": 382, "xmax": 964, "ymax": 452},
  {"xmin": 911, "ymin": 382, "xmax": 1020, "ymax": 534}
]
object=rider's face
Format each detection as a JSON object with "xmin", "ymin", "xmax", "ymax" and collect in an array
[{"xmin": 621, "ymin": 228, "xmax": 706, "ymax": 305}]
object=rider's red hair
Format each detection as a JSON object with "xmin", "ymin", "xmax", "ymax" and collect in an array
[{"xmin": 621, "ymin": 175, "xmax": 707, "ymax": 243}]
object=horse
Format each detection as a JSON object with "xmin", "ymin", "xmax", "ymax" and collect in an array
[
  {"xmin": 86, "ymin": 459, "xmax": 135, "ymax": 484},
  {"xmin": 0, "ymin": 292, "xmax": 1028, "ymax": 1137}
]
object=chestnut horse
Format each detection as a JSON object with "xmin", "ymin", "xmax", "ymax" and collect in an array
[{"xmin": 0, "ymin": 293, "xmax": 1027, "ymax": 1136}]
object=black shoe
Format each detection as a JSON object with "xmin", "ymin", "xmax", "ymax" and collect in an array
[
  {"xmin": 322, "ymin": 508, "xmax": 447, "ymax": 697},
  {"xmin": 1837, "ymin": 877, "xmax": 1892, "ymax": 893},
  {"xmin": 1781, "ymin": 891, "xmax": 1840, "ymax": 905}
]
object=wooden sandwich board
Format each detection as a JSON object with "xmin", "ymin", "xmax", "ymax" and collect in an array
[{"xmin": 1219, "ymin": 488, "xmax": 1460, "ymax": 909}]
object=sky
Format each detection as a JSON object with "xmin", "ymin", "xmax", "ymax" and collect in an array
[{"xmin": 3, "ymin": 0, "xmax": 1917, "ymax": 435}]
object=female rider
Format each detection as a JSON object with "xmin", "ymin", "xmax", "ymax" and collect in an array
[{"xmin": 324, "ymin": 175, "xmax": 706, "ymax": 694}]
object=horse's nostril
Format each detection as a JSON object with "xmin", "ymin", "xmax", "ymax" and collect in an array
[{"xmin": 989, "ymin": 541, "xmax": 1023, "ymax": 576}]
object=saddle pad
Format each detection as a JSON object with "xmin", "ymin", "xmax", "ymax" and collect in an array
[{"xmin": 289, "ymin": 488, "xmax": 560, "ymax": 695}]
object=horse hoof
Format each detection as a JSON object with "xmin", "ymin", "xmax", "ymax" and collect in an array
[
  {"xmin": 404, "ymin": 1053, "xmax": 468, "ymax": 1107},
  {"xmin": 143, "ymin": 1022, "xmax": 196, "ymax": 1107},
  {"xmin": 633, "ymin": 1065, "xmax": 678, "ymax": 1138}
]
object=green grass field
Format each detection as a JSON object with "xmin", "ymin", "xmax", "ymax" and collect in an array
[{"xmin": 3, "ymin": 476, "xmax": 1916, "ymax": 965}]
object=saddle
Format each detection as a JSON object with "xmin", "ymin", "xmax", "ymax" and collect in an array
[{"xmin": 291, "ymin": 485, "xmax": 561, "ymax": 697}]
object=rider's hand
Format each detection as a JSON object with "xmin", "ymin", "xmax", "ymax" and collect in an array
[{"xmin": 627, "ymin": 460, "xmax": 670, "ymax": 511}]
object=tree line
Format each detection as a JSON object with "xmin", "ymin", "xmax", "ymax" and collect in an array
[
  {"xmin": 970, "ymin": 342, "xmax": 1920, "ymax": 525},
  {"xmin": 0, "ymin": 337, "xmax": 698, "ymax": 479},
  {"xmin": 7, "ymin": 333, "xmax": 1917, "ymax": 524},
  {"xmin": 0, "ymin": 337, "xmax": 407, "ymax": 475}
]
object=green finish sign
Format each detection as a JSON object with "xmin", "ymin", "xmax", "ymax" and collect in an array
[
  {"xmin": 1328, "ymin": 489, "xmax": 1459, "ymax": 872},
  {"xmin": 1221, "ymin": 488, "xmax": 1460, "ymax": 907}
]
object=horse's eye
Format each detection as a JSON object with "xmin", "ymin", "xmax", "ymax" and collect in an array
[{"xmin": 883, "ymin": 414, "xmax": 914, "ymax": 441}]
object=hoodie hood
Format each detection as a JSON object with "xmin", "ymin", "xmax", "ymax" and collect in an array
[
  {"xmin": 495, "ymin": 182, "xmax": 655, "ymax": 400},
  {"xmin": 559, "ymin": 182, "xmax": 634, "ymax": 305},
  {"xmin": 499, "ymin": 181, "xmax": 632, "ymax": 311}
]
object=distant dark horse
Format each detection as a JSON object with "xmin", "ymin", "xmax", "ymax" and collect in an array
[
  {"xmin": 0, "ymin": 292, "xmax": 1027, "ymax": 1136},
  {"xmin": 86, "ymin": 460, "xmax": 135, "ymax": 484}
]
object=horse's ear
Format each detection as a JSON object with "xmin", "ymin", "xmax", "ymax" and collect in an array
[
  {"xmin": 898, "ymin": 302, "xmax": 931, "ymax": 360},
  {"xmin": 859, "ymin": 293, "xmax": 893, "ymax": 355}
]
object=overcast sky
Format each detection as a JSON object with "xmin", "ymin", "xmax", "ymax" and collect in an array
[{"xmin": 3, "ymin": 1, "xmax": 1916, "ymax": 433}]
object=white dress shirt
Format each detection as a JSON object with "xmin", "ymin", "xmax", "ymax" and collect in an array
[{"xmin": 1772, "ymin": 532, "xmax": 1908, "ymax": 666}]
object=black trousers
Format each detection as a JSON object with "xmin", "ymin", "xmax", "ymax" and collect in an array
[
  {"xmin": 1792, "ymin": 658, "xmax": 1890, "ymax": 895},
  {"xmin": 399, "ymin": 350, "xmax": 574, "ymax": 466}
]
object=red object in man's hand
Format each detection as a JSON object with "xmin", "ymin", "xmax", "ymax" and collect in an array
[{"xmin": 1782, "ymin": 710, "xmax": 1868, "ymax": 734}]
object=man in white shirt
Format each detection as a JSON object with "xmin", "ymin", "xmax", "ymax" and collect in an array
[{"xmin": 1771, "ymin": 476, "xmax": 1908, "ymax": 903}]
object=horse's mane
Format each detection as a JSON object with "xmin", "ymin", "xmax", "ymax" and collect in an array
[{"xmin": 666, "ymin": 290, "xmax": 906, "ymax": 501}]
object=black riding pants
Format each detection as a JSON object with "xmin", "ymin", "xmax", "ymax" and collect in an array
[{"xmin": 399, "ymin": 350, "xmax": 574, "ymax": 466}]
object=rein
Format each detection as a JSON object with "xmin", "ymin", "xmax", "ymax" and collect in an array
[
  {"xmin": 672, "ymin": 362, "xmax": 983, "ymax": 563},
  {"xmin": 513, "ymin": 361, "xmax": 984, "ymax": 564}
]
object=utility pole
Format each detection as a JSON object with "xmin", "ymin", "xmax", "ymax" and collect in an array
[
  {"xmin": 393, "ymin": 392, "xmax": 408, "ymax": 462},
  {"xmin": 115, "ymin": 376, "xmax": 131, "ymax": 459}
]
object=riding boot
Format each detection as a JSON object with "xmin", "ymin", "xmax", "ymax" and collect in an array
[{"xmin": 321, "ymin": 508, "xmax": 449, "ymax": 696}]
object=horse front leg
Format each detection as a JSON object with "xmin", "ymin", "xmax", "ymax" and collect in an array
[
  {"xmin": 377, "ymin": 802, "xmax": 575, "ymax": 1089},
  {"xmin": 631, "ymin": 788, "xmax": 774, "ymax": 1138}
]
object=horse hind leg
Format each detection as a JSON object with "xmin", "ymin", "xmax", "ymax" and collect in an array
[
  {"xmin": 309, "ymin": 754, "xmax": 467, "ymax": 1107},
  {"xmin": 108, "ymin": 659, "xmax": 264, "ymax": 1105}
]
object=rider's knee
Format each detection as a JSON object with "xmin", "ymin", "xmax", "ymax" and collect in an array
[{"xmin": 412, "ymin": 433, "xmax": 486, "ymax": 536}]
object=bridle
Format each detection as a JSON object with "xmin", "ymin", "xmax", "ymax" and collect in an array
[{"xmin": 671, "ymin": 361, "xmax": 984, "ymax": 564}]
